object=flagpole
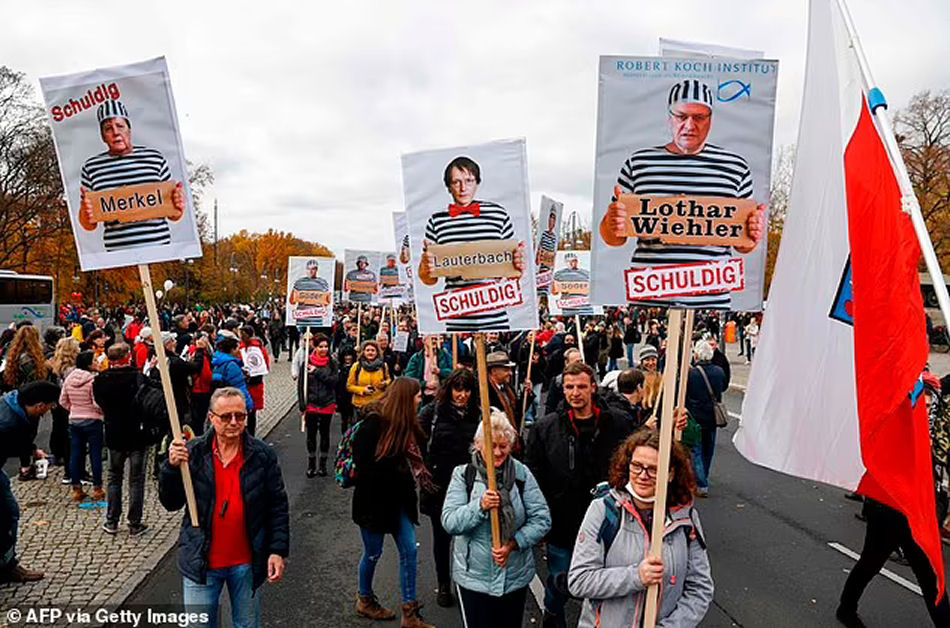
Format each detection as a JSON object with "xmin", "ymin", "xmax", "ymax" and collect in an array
[{"xmin": 836, "ymin": 0, "xmax": 950, "ymax": 329}]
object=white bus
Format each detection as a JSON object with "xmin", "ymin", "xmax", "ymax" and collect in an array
[{"xmin": 0, "ymin": 271, "xmax": 56, "ymax": 330}]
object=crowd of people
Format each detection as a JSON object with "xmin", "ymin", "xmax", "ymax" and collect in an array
[{"xmin": 0, "ymin": 297, "xmax": 945, "ymax": 627}]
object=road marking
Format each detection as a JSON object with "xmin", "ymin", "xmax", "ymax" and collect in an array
[
  {"xmin": 828, "ymin": 542, "xmax": 922, "ymax": 596},
  {"xmin": 529, "ymin": 574, "xmax": 545, "ymax": 609}
]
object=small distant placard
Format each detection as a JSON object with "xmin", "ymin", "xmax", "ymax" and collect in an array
[
  {"xmin": 393, "ymin": 331, "xmax": 410, "ymax": 353},
  {"xmin": 241, "ymin": 346, "xmax": 269, "ymax": 377},
  {"xmin": 620, "ymin": 194, "xmax": 756, "ymax": 248},
  {"xmin": 428, "ymin": 239, "xmax": 520, "ymax": 280}
]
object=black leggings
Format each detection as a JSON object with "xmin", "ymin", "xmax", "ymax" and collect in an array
[
  {"xmin": 840, "ymin": 500, "xmax": 950, "ymax": 626},
  {"xmin": 428, "ymin": 503, "xmax": 452, "ymax": 586},
  {"xmin": 305, "ymin": 412, "xmax": 332, "ymax": 457},
  {"xmin": 246, "ymin": 409, "xmax": 257, "ymax": 437},
  {"xmin": 457, "ymin": 585, "xmax": 527, "ymax": 628}
]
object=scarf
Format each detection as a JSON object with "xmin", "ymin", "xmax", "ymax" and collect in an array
[
  {"xmin": 310, "ymin": 353, "xmax": 329, "ymax": 367},
  {"xmin": 471, "ymin": 451, "xmax": 517, "ymax": 544},
  {"xmin": 360, "ymin": 356, "xmax": 384, "ymax": 372},
  {"xmin": 406, "ymin": 437, "xmax": 437, "ymax": 494}
]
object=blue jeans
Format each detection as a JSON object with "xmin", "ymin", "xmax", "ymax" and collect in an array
[
  {"xmin": 359, "ymin": 510, "xmax": 417, "ymax": 603},
  {"xmin": 0, "ymin": 471, "xmax": 18, "ymax": 571},
  {"xmin": 69, "ymin": 421, "xmax": 104, "ymax": 487},
  {"xmin": 524, "ymin": 383, "xmax": 542, "ymax": 426},
  {"xmin": 183, "ymin": 563, "xmax": 261, "ymax": 628},
  {"xmin": 692, "ymin": 426, "xmax": 717, "ymax": 489},
  {"xmin": 543, "ymin": 543, "xmax": 572, "ymax": 621},
  {"xmin": 625, "ymin": 343, "xmax": 635, "ymax": 366},
  {"xmin": 607, "ymin": 358, "xmax": 619, "ymax": 372}
]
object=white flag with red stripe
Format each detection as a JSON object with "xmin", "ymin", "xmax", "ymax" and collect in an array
[{"xmin": 734, "ymin": 0, "xmax": 944, "ymax": 599}]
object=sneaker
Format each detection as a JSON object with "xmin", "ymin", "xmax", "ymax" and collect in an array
[
  {"xmin": 61, "ymin": 476, "xmax": 72, "ymax": 485},
  {"xmin": 696, "ymin": 487, "xmax": 709, "ymax": 498},
  {"xmin": 17, "ymin": 467, "xmax": 36, "ymax": 481},
  {"xmin": 129, "ymin": 523, "xmax": 149, "ymax": 537},
  {"xmin": 102, "ymin": 521, "xmax": 118, "ymax": 535}
]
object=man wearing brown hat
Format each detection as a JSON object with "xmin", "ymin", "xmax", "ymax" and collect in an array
[{"xmin": 485, "ymin": 351, "xmax": 532, "ymax": 436}]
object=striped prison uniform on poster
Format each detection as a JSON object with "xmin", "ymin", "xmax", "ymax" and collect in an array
[
  {"xmin": 537, "ymin": 230, "xmax": 557, "ymax": 270},
  {"xmin": 291, "ymin": 275, "xmax": 330, "ymax": 325},
  {"xmin": 424, "ymin": 201, "xmax": 515, "ymax": 332},
  {"xmin": 80, "ymin": 146, "xmax": 173, "ymax": 252},
  {"xmin": 552, "ymin": 267, "xmax": 593, "ymax": 315},
  {"xmin": 345, "ymin": 269, "xmax": 376, "ymax": 304},
  {"xmin": 615, "ymin": 143, "xmax": 753, "ymax": 309}
]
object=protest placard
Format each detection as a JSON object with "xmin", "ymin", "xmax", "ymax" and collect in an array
[
  {"xmin": 402, "ymin": 139, "xmax": 538, "ymax": 334},
  {"xmin": 548, "ymin": 251, "xmax": 603, "ymax": 316},
  {"xmin": 40, "ymin": 57, "xmax": 202, "ymax": 271},
  {"xmin": 534, "ymin": 195, "xmax": 563, "ymax": 294},
  {"xmin": 285, "ymin": 256, "xmax": 335, "ymax": 327},
  {"xmin": 590, "ymin": 55, "xmax": 778, "ymax": 310},
  {"xmin": 343, "ymin": 250, "xmax": 381, "ymax": 305}
]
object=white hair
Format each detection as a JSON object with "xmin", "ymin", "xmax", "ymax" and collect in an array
[
  {"xmin": 693, "ymin": 339, "xmax": 714, "ymax": 362},
  {"xmin": 473, "ymin": 408, "xmax": 517, "ymax": 447}
]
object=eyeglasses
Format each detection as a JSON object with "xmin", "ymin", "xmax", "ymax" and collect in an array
[
  {"xmin": 629, "ymin": 462, "xmax": 658, "ymax": 479},
  {"xmin": 670, "ymin": 112, "xmax": 710, "ymax": 124},
  {"xmin": 210, "ymin": 411, "xmax": 248, "ymax": 424}
]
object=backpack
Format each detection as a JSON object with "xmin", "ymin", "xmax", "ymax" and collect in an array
[
  {"xmin": 590, "ymin": 482, "xmax": 706, "ymax": 557},
  {"xmin": 463, "ymin": 463, "xmax": 526, "ymax": 512},
  {"xmin": 133, "ymin": 374, "xmax": 170, "ymax": 446},
  {"xmin": 335, "ymin": 420, "xmax": 363, "ymax": 488}
]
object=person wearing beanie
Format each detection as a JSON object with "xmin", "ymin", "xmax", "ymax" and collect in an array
[
  {"xmin": 77, "ymin": 99, "xmax": 186, "ymax": 251},
  {"xmin": 600, "ymin": 78, "xmax": 767, "ymax": 310},
  {"xmin": 637, "ymin": 344, "xmax": 658, "ymax": 373}
]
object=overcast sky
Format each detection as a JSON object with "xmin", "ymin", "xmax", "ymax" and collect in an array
[{"xmin": 4, "ymin": 0, "xmax": 948, "ymax": 259}]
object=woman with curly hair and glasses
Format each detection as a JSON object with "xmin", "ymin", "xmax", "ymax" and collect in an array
[{"xmin": 567, "ymin": 429, "xmax": 713, "ymax": 628}]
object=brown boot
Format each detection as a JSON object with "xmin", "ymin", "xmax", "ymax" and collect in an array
[
  {"xmin": 401, "ymin": 601, "xmax": 435, "ymax": 628},
  {"xmin": 91, "ymin": 486, "xmax": 106, "ymax": 501},
  {"xmin": 71, "ymin": 486, "xmax": 86, "ymax": 502},
  {"xmin": 356, "ymin": 594, "xmax": 396, "ymax": 620},
  {"xmin": 0, "ymin": 564, "xmax": 44, "ymax": 583}
]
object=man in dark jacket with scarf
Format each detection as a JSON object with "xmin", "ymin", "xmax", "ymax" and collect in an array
[
  {"xmin": 162, "ymin": 387, "xmax": 289, "ymax": 626},
  {"xmin": 0, "ymin": 381, "xmax": 60, "ymax": 583},
  {"xmin": 93, "ymin": 343, "xmax": 148, "ymax": 535},
  {"xmin": 526, "ymin": 362, "xmax": 633, "ymax": 628}
]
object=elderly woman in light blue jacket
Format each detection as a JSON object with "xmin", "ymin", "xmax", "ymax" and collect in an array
[{"xmin": 442, "ymin": 409, "xmax": 551, "ymax": 628}]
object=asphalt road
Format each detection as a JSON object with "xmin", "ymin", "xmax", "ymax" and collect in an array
[{"xmin": 123, "ymin": 389, "xmax": 950, "ymax": 627}]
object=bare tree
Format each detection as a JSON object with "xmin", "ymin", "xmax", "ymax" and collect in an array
[
  {"xmin": 895, "ymin": 90, "xmax": 950, "ymax": 268},
  {"xmin": 0, "ymin": 66, "xmax": 67, "ymax": 269}
]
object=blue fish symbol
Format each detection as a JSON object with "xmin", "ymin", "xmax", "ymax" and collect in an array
[{"xmin": 718, "ymin": 80, "xmax": 751, "ymax": 102}]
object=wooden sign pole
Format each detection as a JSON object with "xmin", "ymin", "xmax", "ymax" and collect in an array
[
  {"xmin": 452, "ymin": 334, "xmax": 459, "ymax": 370},
  {"xmin": 474, "ymin": 333, "xmax": 501, "ymax": 550},
  {"xmin": 643, "ymin": 308, "xmax": 684, "ymax": 627},
  {"xmin": 356, "ymin": 303, "xmax": 362, "ymax": 347},
  {"xmin": 520, "ymin": 331, "xmax": 536, "ymax": 436},
  {"xmin": 138, "ymin": 264, "xmax": 198, "ymax": 527},
  {"xmin": 575, "ymin": 314, "xmax": 585, "ymax": 364},
  {"xmin": 674, "ymin": 310, "xmax": 695, "ymax": 442},
  {"xmin": 301, "ymin": 328, "xmax": 311, "ymax": 433}
]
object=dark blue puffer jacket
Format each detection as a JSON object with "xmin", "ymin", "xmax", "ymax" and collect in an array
[{"xmin": 158, "ymin": 429, "xmax": 290, "ymax": 590}]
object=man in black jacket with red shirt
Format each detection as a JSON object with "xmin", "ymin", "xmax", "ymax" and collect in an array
[{"xmin": 526, "ymin": 361, "xmax": 633, "ymax": 628}]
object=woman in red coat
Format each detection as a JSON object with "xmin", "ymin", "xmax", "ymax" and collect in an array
[{"xmin": 239, "ymin": 325, "xmax": 270, "ymax": 436}]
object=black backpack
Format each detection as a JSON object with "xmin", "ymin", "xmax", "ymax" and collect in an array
[
  {"xmin": 463, "ymin": 463, "xmax": 527, "ymax": 512},
  {"xmin": 133, "ymin": 374, "xmax": 170, "ymax": 446}
]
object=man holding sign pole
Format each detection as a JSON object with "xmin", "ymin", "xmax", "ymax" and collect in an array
[{"xmin": 525, "ymin": 362, "xmax": 632, "ymax": 627}]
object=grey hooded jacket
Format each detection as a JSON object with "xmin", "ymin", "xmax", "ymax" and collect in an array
[{"xmin": 568, "ymin": 488, "xmax": 713, "ymax": 627}]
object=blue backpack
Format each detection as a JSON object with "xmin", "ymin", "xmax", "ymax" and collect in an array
[
  {"xmin": 335, "ymin": 420, "xmax": 363, "ymax": 488},
  {"xmin": 590, "ymin": 482, "xmax": 706, "ymax": 555}
]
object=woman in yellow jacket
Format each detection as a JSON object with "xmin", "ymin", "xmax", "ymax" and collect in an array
[{"xmin": 347, "ymin": 340, "xmax": 391, "ymax": 415}]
